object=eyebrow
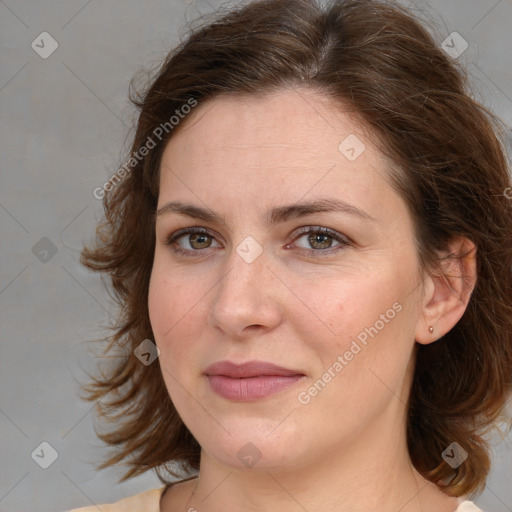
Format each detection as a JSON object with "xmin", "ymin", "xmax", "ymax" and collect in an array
[{"xmin": 154, "ymin": 198, "xmax": 376, "ymax": 226}]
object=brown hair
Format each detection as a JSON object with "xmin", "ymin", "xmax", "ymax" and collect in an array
[{"xmin": 80, "ymin": 0, "xmax": 512, "ymax": 498}]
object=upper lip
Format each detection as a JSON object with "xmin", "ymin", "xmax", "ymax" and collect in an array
[{"xmin": 204, "ymin": 360, "xmax": 304, "ymax": 378}]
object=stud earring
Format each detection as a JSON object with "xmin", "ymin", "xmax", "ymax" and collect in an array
[{"xmin": 428, "ymin": 326, "xmax": 434, "ymax": 334}]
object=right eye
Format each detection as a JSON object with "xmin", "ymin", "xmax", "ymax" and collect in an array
[{"xmin": 165, "ymin": 227, "xmax": 221, "ymax": 256}]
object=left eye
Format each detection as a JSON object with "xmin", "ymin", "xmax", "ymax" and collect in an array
[
  {"xmin": 181, "ymin": 232, "xmax": 214, "ymax": 250},
  {"xmin": 290, "ymin": 227, "xmax": 350, "ymax": 254},
  {"xmin": 166, "ymin": 228, "xmax": 220, "ymax": 252}
]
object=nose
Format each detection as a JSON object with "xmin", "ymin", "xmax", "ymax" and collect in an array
[{"xmin": 208, "ymin": 242, "xmax": 283, "ymax": 340}]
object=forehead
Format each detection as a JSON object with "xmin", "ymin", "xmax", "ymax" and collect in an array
[
  {"xmin": 165, "ymin": 87, "xmax": 368, "ymax": 159},
  {"xmin": 157, "ymin": 87, "xmax": 406, "ymax": 225}
]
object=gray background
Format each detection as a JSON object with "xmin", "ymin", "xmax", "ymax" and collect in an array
[{"xmin": 1, "ymin": 0, "xmax": 511, "ymax": 511}]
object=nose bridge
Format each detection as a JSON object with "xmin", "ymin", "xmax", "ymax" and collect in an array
[
  {"xmin": 209, "ymin": 238, "xmax": 282, "ymax": 335},
  {"xmin": 216, "ymin": 237, "xmax": 270, "ymax": 306}
]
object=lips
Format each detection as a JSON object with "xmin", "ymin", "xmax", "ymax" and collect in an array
[
  {"xmin": 204, "ymin": 360, "xmax": 304, "ymax": 378},
  {"xmin": 204, "ymin": 360, "xmax": 305, "ymax": 401}
]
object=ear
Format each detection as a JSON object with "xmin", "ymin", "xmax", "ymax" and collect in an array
[{"xmin": 415, "ymin": 237, "xmax": 477, "ymax": 345}]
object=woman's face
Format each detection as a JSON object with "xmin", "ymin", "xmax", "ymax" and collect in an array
[{"xmin": 148, "ymin": 87, "xmax": 426, "ymax": 473}]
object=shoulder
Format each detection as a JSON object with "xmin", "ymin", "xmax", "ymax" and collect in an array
[
  {"xmin": 67, "ymin": 486, "xmax": 166, "ymax": 512},
  {"xmin": 456, "ymin": 500, "xmax": 485, "ymax": 512}
]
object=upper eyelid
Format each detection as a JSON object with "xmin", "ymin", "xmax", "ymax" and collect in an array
[{"xmin": 167, "ymin": 226, "xmax": 220, "ymax": 243}]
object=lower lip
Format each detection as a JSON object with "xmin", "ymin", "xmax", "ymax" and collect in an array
[{"xmin": 207, "ymin": 375, "xmax": 305, "ymax": 401}]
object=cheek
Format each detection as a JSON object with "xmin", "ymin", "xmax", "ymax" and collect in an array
[
  {"xmin": 149, "ymin": 258, "xmax": 199, "ymax": 337},
  {"xmin": 148, "ymin": 271, "xmax": 198, "ymax": 408},
  {"xmin": 294, "ymin": 269, "xmax": 417, "ymax": 402},
  {"xmin": 148, "ymin": 262, "xmax": 208, "ymax": 374},
  {"xmin": 148, "ymin": 267, "xmax": 172, "ymax": 341},
  {"xmin": 297, "ymin": 272, "xmax": 404, "ymax": 343}
]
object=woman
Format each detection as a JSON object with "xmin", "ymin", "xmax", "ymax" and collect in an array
[{"xmin": 70, "ymin": 0, "xmax": 512, "ymax": 510}]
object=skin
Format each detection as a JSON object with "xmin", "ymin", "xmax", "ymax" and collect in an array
[{"xmin": 149, "ymin": 87, "xmax": 476, "ymax": 512}]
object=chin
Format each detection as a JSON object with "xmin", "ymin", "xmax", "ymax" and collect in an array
[{"xmin": 196, "ymin": 423, "xmax": 305, "ymax": 471}]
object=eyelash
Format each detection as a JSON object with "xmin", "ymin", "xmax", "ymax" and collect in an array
[{"xmin": 164, "ymin": 226, "xmax": 351, "ymax": 258}]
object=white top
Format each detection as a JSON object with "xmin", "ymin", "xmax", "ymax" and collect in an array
[
  {"xmin": 67, "ymin": 486, "xmax": 485, "ymax": 512},
  {"xmin": 457, "ymin": 502, "xmax": 485, "ymax": 512},
  {"xmin": 455, "ymin": 501, "xmax": 482, "ymax": 512}
]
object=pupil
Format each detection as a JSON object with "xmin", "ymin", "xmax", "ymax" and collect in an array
[
  {"xmin": 309, "ymin": 233, "xmax": 331, "ymax": 249},
  {"xmin": 191, "ymin": 234, "xmax": 210, "ymax": 248}
]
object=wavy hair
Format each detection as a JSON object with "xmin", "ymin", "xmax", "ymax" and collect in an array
[{"xmin": 80, "ymin": 0, "xmax": 512, "ymax": 498}]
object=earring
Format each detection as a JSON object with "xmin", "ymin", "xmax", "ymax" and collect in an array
[{"xmin": 428, "ymin": 326, "xmax": 434, "ymax": 334}]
